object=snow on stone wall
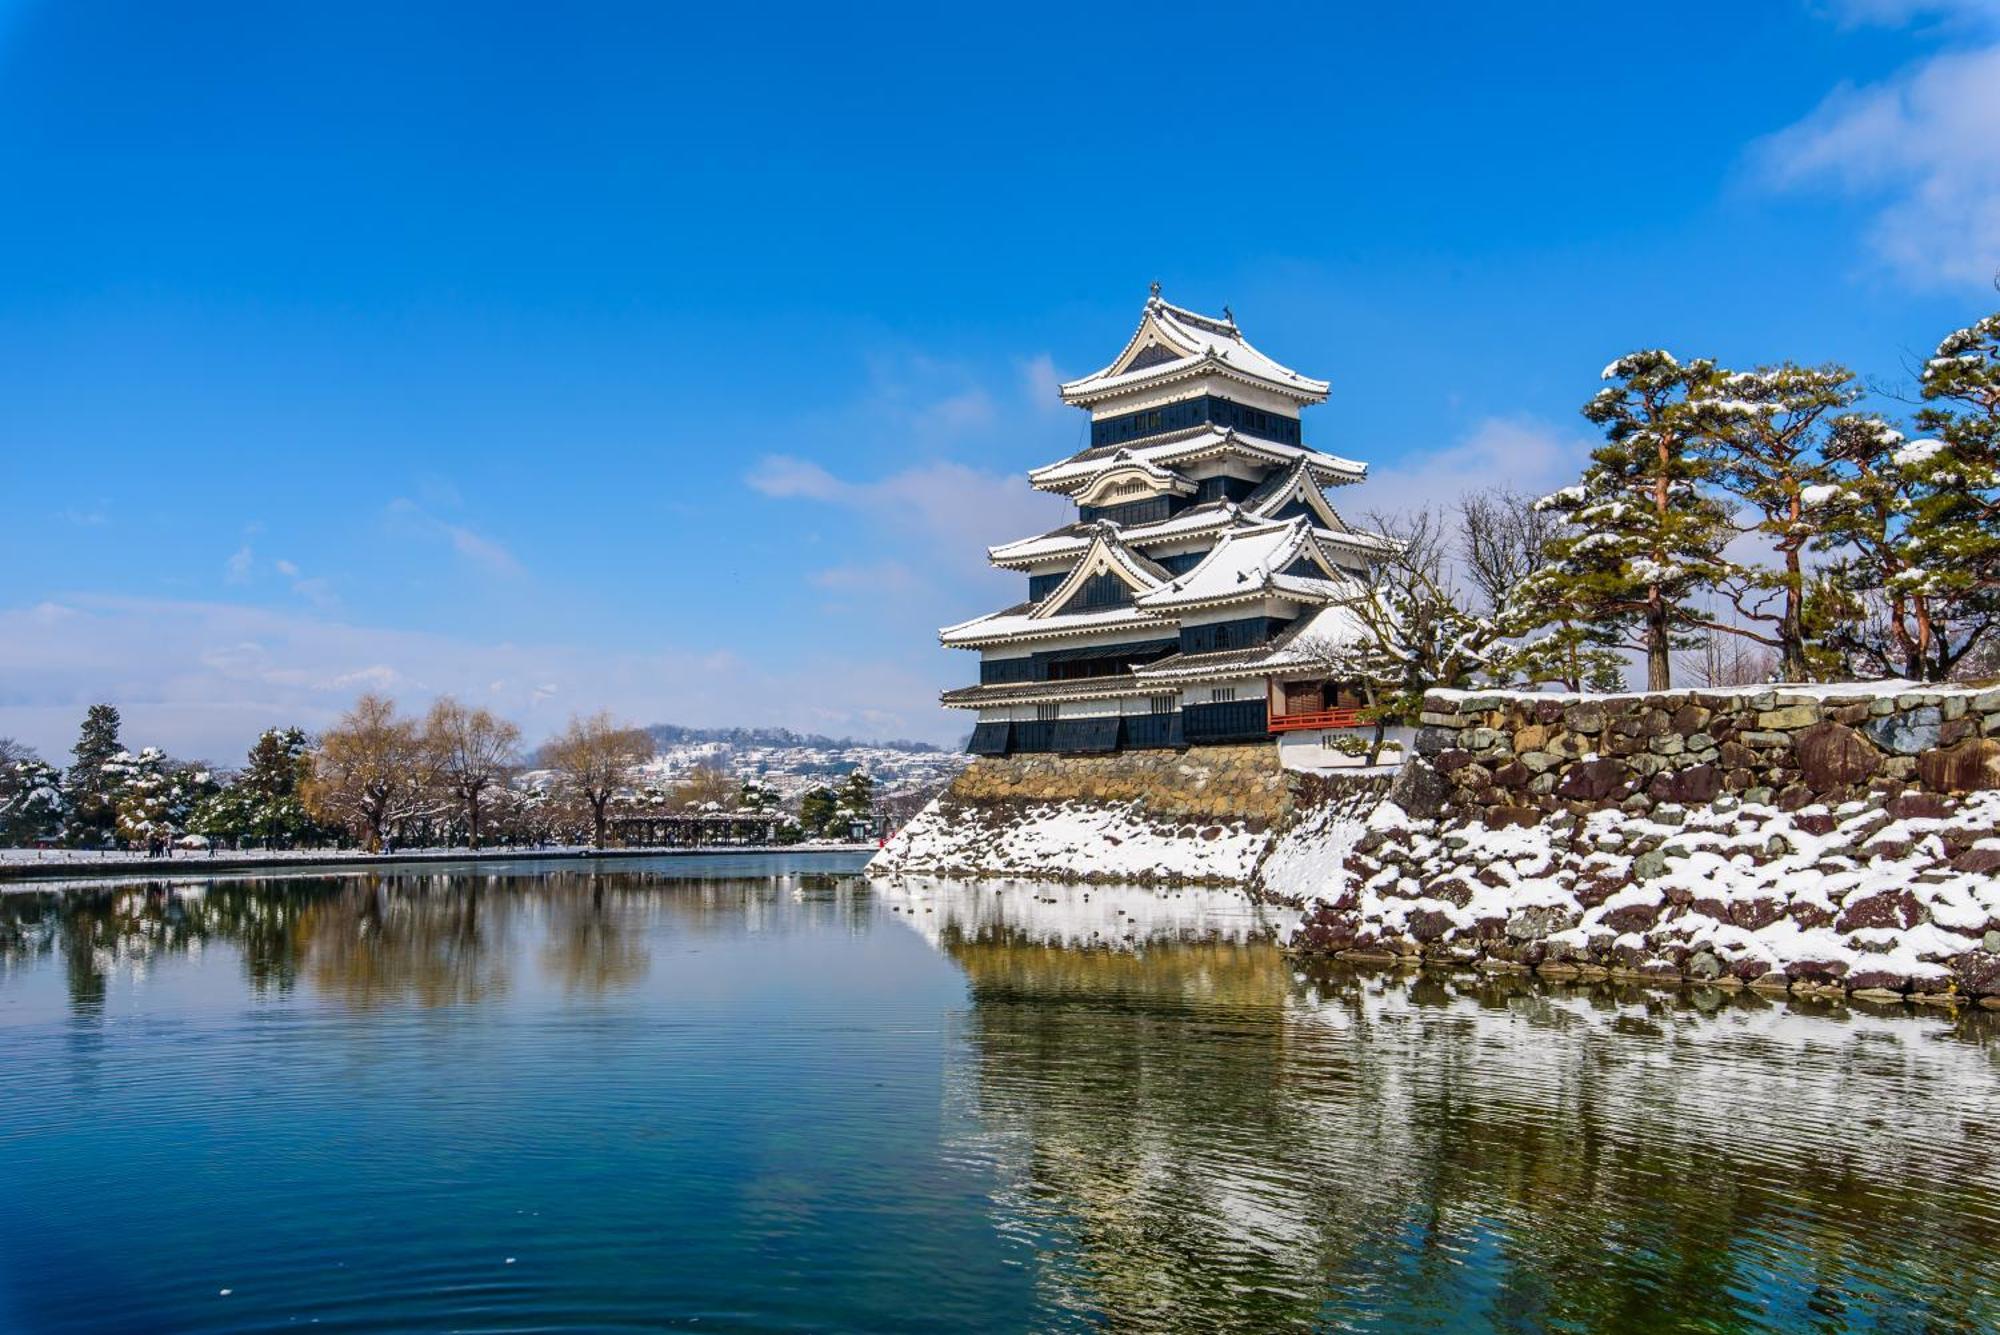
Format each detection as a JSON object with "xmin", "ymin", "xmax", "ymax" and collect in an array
[
  {"xmin": 869, "ymin": 794, "xmax": 1270, "ymax": 885},
  {"xmin": 870, "ymin": 682, "xmax": 2000, "ymax": 1002},
  {"xmin": 1280, "ymin": 681, "xmax": 2000, "ymax": 1004},
  {"xmin": 868, "ymin": 746, "xmax": 1293, "ymax": 885}
]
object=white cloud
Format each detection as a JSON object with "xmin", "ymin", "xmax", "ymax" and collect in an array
[
  {"xmin": 808, "ymin": 560, "xmax": 921, "ymax": 595},
  {"xmin": 747, "ymin": 455, "xmax": 1067, "ymax": 555},
  {"xmin": 1814, "ymin": 0, "xmax": 2000, "ymax": 29},
  {"xmin": 1019, "ymin": 353, "xmax": 1067, "ymax": 413},
  {"xmin": 0, "ymin": 595, "xmax": 957, "ymax": 762},
  {"xmin": 1355, "ymin": 416, "xmax": 1596, "ymax": 523},
  {"xmin": 1755, "ymin": 31, "xmax": 2000, "ymax": 285},
  {"xmin": 223, "ymin": 545, "xmax": 254, "ymax": 583},
  {"xmin": 271, "ymin": 557, "xmax": 337, "ymax": 608},
  {"xmin": 384, "ymin": 497, "xmax": 524, "ymax": 577}
]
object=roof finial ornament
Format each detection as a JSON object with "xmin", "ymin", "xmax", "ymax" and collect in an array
[
  {"xmin": 1149, "ymin": 280, "xmax": 1161, "ymax": 301},
  {"xmin": 1223, "ymin": 304, "xmax": 1235, "ymax": 325}
]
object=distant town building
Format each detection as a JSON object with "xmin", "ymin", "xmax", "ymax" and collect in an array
[{"xmin": 941, "ymin": 288, "xmax": 1389, "ymax": 756}]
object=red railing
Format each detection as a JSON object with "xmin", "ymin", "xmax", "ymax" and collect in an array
[{"xmin": 1268, "ymin": 707, "xmax": 1368, "ymax": 733}]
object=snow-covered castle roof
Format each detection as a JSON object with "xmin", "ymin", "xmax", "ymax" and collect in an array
[{"xmin": 1058, "ymin": 289, "xmax": 1331, "ymax": 406}]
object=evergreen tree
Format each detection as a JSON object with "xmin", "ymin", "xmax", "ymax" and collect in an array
[
  {"xmin": 1810, "ymin": 412, "xmax": 1997, "ymax": 681},
  {"xmin": 64, "ymin": 704, "xmax": 124, "ymax": 845},
  {"xmin": 0, "ymin": 756, "xmax": 66, "ymax": 845},
  {"xmin": 834, "ymin": 770, "xmax": 875, "ymax": 831},
  {"xmin": 196, "ymin": 726, "xmax": 328, "ymax": 848},
  {"xmin": 1906, "ymin": 309, "xmax": 2000, "ymax": 628},
  {"xmin": 1703, "ymin": 363, "xmax": 1861, "ymax": 681},
  {"xmin": 110, "ymin": 748, "xmax": 215, "ymax": 847},
  {"xmin": 1531, "ymin": 351, "xmax": 1735, "ymax": 689},
  {"xmin": 797, "ymin": 786, "xmax": 838, "ymax": 838}
]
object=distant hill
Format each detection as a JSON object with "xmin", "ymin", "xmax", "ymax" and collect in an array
[{"xmin": 644, "ymin": 723, "xmax": 953, "ymax": 755}]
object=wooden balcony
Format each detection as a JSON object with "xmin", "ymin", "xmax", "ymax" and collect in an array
[{"xmin": 1267, "ymin": 707, "xmax": 1368, "ymax": 733}]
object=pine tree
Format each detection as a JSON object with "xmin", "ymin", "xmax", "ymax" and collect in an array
[
  {"xmin": 64, "ymin": 703, "xmax": 124, "ymax": 845},
  {"xmin": 834, "ymin": 771, "xmax": 876, "ymax": 832},
  {"xmin": 1907, "ymin": 310, "xmax": 2000, "ymax": 626},
  {"xmin": 0, "ymin": 756, "xmax": 66, "ymax": 845},
  {"xmin": 1702, "ymin": 363, "xmax": 1861, "ymax": 681},
  {"xmin": 797, "ymin": 786, "xmax": 837, "ymax": 838},
  {"xmin": 1812, "ymin": 410, "xmax": 2000, "ymax": 680},
  {"xmin": 1531, "ymin": 351, "xmax": 1735, "ymax": 689},
  {"xmin": 111, "ymin": 748, "xmax": 214, "ymax": 847},
  {"xmin": 223, "ymin": 726, "xmax": 327, "ymax": 847}
]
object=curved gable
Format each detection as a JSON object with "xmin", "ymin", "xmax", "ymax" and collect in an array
[{"xmin": 1032, "ymin": 530, "xmax": 1170, "ymax": 618}]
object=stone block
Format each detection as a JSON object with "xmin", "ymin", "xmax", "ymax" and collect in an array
[
  {"xmin": 1555, "ymin": 757, "xmax": 1631, "ymax": 802},
  {"xmin": 1757, "ymin": 705, "xmax": 1818, "ymax": 730},
  {"xmin": 1562, "ymin": 702, "xmax": 1606, "ymax": 734},
  {"xmin": 1794, "ymin": 721, "xmax": 1881, "ymax": 790},
  {"xmin": 1918, "ymin": 738, "xmax": 2000, "ymax": 793},
  {"xmin": 1864, "ymin": 706, "xmax": 1940, "ymax": 756}
]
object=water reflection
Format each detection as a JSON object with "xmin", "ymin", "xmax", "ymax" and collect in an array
[
  {"xmin": 5, "ymin": 870, "xmax": 1998, "ymax": 1332},
  {"xmin": 887, "ymin": 877, "xmax": 2000, "ymax": 1333}
]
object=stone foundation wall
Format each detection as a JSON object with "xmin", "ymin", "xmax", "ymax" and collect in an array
[
  {"xmin": 870, "ymin": 745, "xmax": 1319, "ymax": 885},
  {"xmin": 947, "ymin": 745, "xmax": 1294, "ymax": 827},
  {"xmin": 1290, "ymin": 683, "xmax": 2000, "ymax": 1007},
  {"xmin": 1411, "ymin": 684, "xmax": 2000, "ymax": 826}
]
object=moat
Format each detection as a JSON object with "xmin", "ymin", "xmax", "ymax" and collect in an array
[{"xmin": 4, "ymin": 857, "xmax": 1998, "ymax": 1332}]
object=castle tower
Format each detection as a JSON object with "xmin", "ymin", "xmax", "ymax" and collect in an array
[{"xmin": 940, "ymin": 289, "xmax": 1388, "ymax": 755}]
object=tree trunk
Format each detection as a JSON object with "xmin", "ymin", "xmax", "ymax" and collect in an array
[
  {"xmin": 1646, "ymin": 593, "xmax": 1672, "ymax": 690},
  {"xmin": 467, "ymin": 788, "xmax": 482, "ymax": 850},
  {"xmin": 1913, "ymin": 597, "xmax": 1938, "ymax": 681},
  {"xmin": 590, "ymin": 796, "xmax": 608, "ymax": 849},
  {"xmin": 1777, "ymin": 547, "xmax": 1808, "ymax": 682}
]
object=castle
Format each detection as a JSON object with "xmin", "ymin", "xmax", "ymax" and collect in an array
[{"xmin": 941, "ymin": 288, "xmax": 1388, "ymax": 756}]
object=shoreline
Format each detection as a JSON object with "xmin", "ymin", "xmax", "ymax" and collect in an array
[{"xmin": 0, "ymin": 843, "xmax": 878, "ymax": 886}]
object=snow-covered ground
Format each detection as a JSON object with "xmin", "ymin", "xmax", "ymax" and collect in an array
[
  {"xmin": 875, "ymin": 877, "xmax": 1296, "ymax": 950},
  {"xmin": 1280, "ymin": 790, "xmax": 2000, "ymax": 995},
  {"xmin": 869, "ymin": 797, "xmax": 1269, "ymax": 885}
]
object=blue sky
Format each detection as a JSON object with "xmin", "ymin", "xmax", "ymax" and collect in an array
[{"xmin": 3, "ymin": 0, "xmax": 1999, "ymax": 761}]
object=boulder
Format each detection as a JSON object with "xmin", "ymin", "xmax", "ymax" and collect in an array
[
  {"xmin": 1407, "ymin": 908, "xmax": 1456, "ymax": 942},
  {"xmin": 1601, "ymin": 900, "xmax": 1661, "ymax": 933},
  {"xmin": 1794, "ymin": 721, "xmax": 1881, "ymax": 790},
  {"xmin": 1846, "ymin": 967, "xmax": 1914, "ymax": 993},
  {"xmin": 1556, "ymin": 757, "xmax": 1631, "ymax": 802},
  {"xmin": 1562, "ymin": 702, "xmax": 1606, "ymax": 734},
  {"xmin": 1956, "ymin": 952, "xmax": 2000, "ymax": 997},
  {"xmin": 1917, "ymin": 738, "xmax": 2000, "ymax": 793},
  {"xmin": 1731, "ymin": 897, "xmax": 1784, "ymax": 930},
  {"xmin": 1758, "ymin": 705, "xmax": 1818, "ymax": 730},
  {"xmin": 1506, "ymin": 905, "xmax": 1578, "ymax": 941},
  {"xmin": 1835, "ymin": 888, "xmax": 1927, "ymax": 933},
  {"xmin": 1387, "ymin": 759, "xmax": 1451, "ymax": 821},
  {"xmin": 1864, "ymin": 706, "xmax": 1941, "ymax": 756},
  {"xmin": 1413, "ymin": 726, "xmax": 1456, "ymax": 757},
  {"xmin": 1885, "ymin": 792, "xmax": 1951, "ymax": 821},
  {"xmin": 1953, "ymin": 847, "xmax": 2000, "ymax": 875},
  {"xmin": 1659, "ymin": 764, "xmax": 1722, "ymax": 804}
]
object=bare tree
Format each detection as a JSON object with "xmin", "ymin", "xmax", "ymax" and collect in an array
[
  {"xmin": 423, "ymin": 698, "xmax": 521, "ymax": 849},
  {"xmin": 1457, "ymin": 487, "xmax": 1562, "ymax": 618},
  {"xmin": 542, "ymin": 713, "xmax": 655, "ymax": 849},
  {"xmin": 303, "ymin": 695, "xmax": 437, "ymax": 852},
  {"xmin": 1676, "ymin": 626, "xmax": 1777, "ymax": 689},
  {"xmin": 672, "ymin": 763, "xmax": 735, "ymax": 811}
]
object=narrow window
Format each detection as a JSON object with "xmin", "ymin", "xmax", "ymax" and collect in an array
[
  {"xmin": 1150, "ymin": 694, "xmax": 1177, "ymax": 714},
  {"xmin": 1210, "ymin": 687, "xmax": 1236, "ymax": 704},
  {"xmin": 1036, "ymin": 702, "xmax": 1059, "ymax": 722}
]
